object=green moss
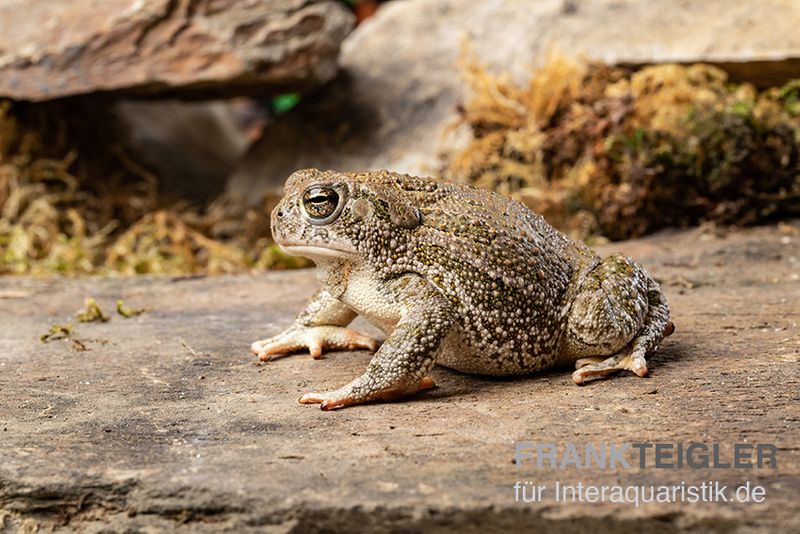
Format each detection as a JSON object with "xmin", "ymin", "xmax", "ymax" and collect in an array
[
  {"xmin": 778, "ymin": 80, "xmax": 800, "ymax": 115},
  {"xmin": 0, "ymin": 100, "xmax": 302, "ymax": 276},
  {"xmin": 40, "ymin": 324, "xmax": 73, "ymax": 343},
  {"xmin": 117, "ymin": 299, "xmax": 147, "ymax": 318},
  {"xmin": 76, "ymin": 297, "xmax": 109, "ymax": 323}
]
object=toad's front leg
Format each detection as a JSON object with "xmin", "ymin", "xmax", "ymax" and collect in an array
[
  {"xmin": 299, "ymin": 281, "xmax": 455, "ymax": 410},
  {"xmin": 251, "ymin": 289, "xmax": 379, "ymax": 360}
]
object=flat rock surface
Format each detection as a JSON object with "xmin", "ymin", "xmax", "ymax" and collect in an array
[
  {"xmin": 0, "ymin": 223, "xmax": 798, "ymax": 532},
  {"xmin": 0, "ymin": 0, "xmax": 354, "ymax": 101}
]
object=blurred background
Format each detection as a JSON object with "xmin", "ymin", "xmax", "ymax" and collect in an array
[{"xmin": 0, "ymin": 0, "xmax": 798, "ymax": 276}]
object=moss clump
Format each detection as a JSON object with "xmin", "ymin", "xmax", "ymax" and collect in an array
[
  {"xmin": 76, "ymin": 297, "xmax": 110, "ymax": 323},
  {"xmin": 0, "ymin": 99, "xmax": 310, "ymax": 276},
  {"xmin": 40, "ymin": 324, "xmax": 73, "ymax": 343},
  {"xmin": 444, "ymin": 50, "xmax": 800, "ymax": 240},
  {"xmin": 116, "ymin": 299, "xmax": 147, "ymax": 318}
]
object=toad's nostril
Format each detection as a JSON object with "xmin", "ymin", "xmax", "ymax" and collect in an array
[{"xmin": 276, "ymin": 210, "xmax": 284, "ymax": 218}]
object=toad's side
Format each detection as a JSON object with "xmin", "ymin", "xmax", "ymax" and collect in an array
[{"xmin": 251, "ymin": 169, "xmax": 672, "ymax": 410}]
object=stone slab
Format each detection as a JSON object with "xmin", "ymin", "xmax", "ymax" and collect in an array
[
  {"xmin": 0, "ymin": 223, "xmax": 798, "ymax": 531},
  {"xmin": 0, "ymin": 0, "xmax": 354, "ymax": 101}
]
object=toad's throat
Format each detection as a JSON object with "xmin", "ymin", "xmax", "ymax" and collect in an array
[{"xmin": 279, "ymin": 244, "xmax": 352, "ymax": 259}]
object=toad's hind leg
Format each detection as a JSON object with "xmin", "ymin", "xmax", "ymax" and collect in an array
[
  {"xmin": 561, "ymin": 253, "xmax": 672, "ymax": 385},
  {"xmin": 572, "ymin": 343, "xmax": 644, "ymax": 384}
]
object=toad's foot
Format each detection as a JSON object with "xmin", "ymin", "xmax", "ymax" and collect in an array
[
  {"xmin": 572, "ymin": 345, "xmax": 648, "ymax": 385},
  {"xmin": 251, "ymin": 325, "xmax": 380, "ymax": 361},
  {"xmin": 298, "ymin": 376, "xmax": 436, "ymax": 410}
]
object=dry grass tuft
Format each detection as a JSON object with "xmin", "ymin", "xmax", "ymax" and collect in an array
[
  {"xmin": 444, "ymin": 51, "xmax": 800, "ymax": 240},
  {"xmin": 0, "ymin": 99, "xmax": 309, "ymax": 276}
]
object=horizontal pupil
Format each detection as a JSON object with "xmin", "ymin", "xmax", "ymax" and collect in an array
[{"xmin": 302, "ymin": 187, "xmax": 341, "ymax": 221}]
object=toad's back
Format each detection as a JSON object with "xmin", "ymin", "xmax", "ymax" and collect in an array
[{"xmin": 380, "ymin": 174, "xmax": 600, "ymax": 374}]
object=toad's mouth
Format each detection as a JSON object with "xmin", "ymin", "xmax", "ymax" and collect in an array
[{"xmin": 279, "ymin": 244, "xmax": 353, "ymax": 260}]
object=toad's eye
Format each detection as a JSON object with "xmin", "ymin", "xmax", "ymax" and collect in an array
[{"xmin": 301, "ymin": 185, "xmax": 345, "ymax": 224}]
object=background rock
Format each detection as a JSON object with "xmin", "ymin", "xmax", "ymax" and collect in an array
[
  {"xmin": 226, "ymin": 0, "xmax": 800, "ymax": 200},
  {"xmin": 117, "ymin": 99, "xmax": 254, "ymax": 202},
  {"xmin": 0, "ymin": 0, "xmax": 355, "ymax": 101}
]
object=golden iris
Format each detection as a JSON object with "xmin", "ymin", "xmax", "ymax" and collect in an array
[{"xmin": 302, "ymin": 186, "xmax": 340, "ymax": 220}]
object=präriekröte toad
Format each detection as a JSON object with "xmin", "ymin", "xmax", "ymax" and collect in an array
[{"xmin": 252, "ymin": 169, "xmax": 673, "ymax": 409}]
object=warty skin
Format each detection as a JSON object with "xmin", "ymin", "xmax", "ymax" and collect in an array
[{"xmin": 251, "ymin": 169, "xmax": 672, "ymax": 410}]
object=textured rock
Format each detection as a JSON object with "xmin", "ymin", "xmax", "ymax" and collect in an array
[
  {"xmin": 226, "ymin": 0, "xmax": 800, "ymax": 199},
  {"xmin": 0, "ymin": 0, "xmax": 355, "ymax": 101},
  {"xmin": 0, "ymin": 223, "xmax": 798, "ymax": 531}
]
